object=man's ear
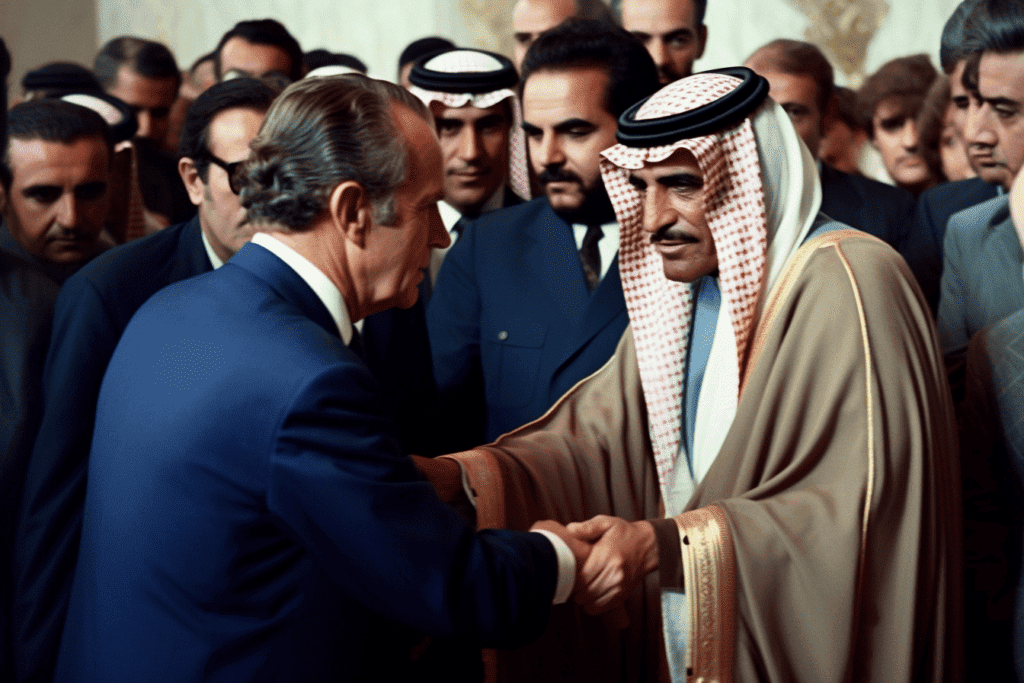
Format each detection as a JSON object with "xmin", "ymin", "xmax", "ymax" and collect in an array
[
  {"xmin": 179, "ymin": 157, "xmax": 204, "ymax": 207},
  {"xmin": 328, "ymin": 180, "xmax": 372, "ymax": 249},
  {"xmin": 696, "ymin": 24, "xmax": 708, "ymax": 61}
]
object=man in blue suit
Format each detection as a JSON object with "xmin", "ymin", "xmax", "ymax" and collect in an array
[
  {"xmin": 744, "ymin": 39, "xmax": 916, "ymax": 250},
  {"xmin": 427, "ymin": 20, "xmax": 660, "ymax": 449},
  {"xmin": 13, "ymin": 78, "xmax": 277, "ymax": 683},
  {"xmin": 55, "ymin": 75, "xmax": 588, "ymax": 681}
]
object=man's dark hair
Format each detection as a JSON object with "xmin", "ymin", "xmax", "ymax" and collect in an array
[
  {"xmin": 213, "ymin": 19, "xmax": 304, "ymax": 83},
  {"xmin": 2, "ymin": 100, "xmax": 113, "ymax": 190},
  {"xmin": 21, "ymin": 62, "xmax": 104, "ymax": 100},
  {"xmin": 179, "ymin": 78, "xmax": 277, "ymax": 181},
  {"xmin": 940, "ymin": 0, "xmax": 984, "ymax": 73},
  {"xmin": 519, "ymin": 18, "xmax": 659, "ymax": 119},
  {"xmin": 916, "ymin": 75, "xmax": 953, "ymax": 183},
  {"xmin": 94, "ymin": 37, "xmax": 181, "ymax": 92},
  {"xmin": 305, "ymin": 49, "xmax": 368, "ymax": 74},
  {"xmin": 398, "ymin": 37, "xmax": 456, "ymax": 75},
  {"xmin": 237, "ymin": 75, "xmax": 430, "ymax": 230},
  {"xmin": 963, "ymin": 0, "xmax": 1024, "ymax": 56},
  {"xmin": 858, "ymin": 54, "xmax": 938, "ymax": 138},
  {"xmin": 745, "ymin": 39, "xmax": 834, "ymax": 117},
  {"xmin": 827, "ymin": 86, "xmax": 869, "ymax": 132}
]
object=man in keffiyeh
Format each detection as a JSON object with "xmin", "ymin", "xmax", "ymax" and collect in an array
[
  {"xmin": 423, "ymin": 67, "xmax": 962, "ymax": 682},
  {"xmin": 408, "ymin": 48, "xmax": 530, "ymax": 284}
]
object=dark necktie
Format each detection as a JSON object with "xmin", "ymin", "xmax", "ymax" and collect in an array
[
  {"xmin": 348, "ymin": 327, "xmax": 366, "ymax": 361},
  {"xmin": 580, "ymin": 224, "xmax": 603, "ymax": 293}
]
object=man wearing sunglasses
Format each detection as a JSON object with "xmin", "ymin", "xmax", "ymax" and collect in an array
[{"xmin": 12, "ymin": 78, "xmax": 277, "ymax": 683}]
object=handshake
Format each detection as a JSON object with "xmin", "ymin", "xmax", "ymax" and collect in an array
[{"xmin": 531, "ymin": 516, "xmax": 659, "ymax": 615}]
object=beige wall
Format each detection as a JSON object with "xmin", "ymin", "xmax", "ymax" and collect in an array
[{"xmin": 2, "ymin": 0, "xmax": 98, "ymax": 102}]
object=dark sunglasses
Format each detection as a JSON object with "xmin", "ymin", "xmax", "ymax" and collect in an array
[{"xmin": 208, "ymin": 155, "xmax": 245, "ymax": 195}]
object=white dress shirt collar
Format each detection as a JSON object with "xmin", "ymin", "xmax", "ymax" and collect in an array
[
  {"xmin": 200, "ymin": 228, "xmax": 225, "ymax": 270},
  {"xmin": 571, "ymin": 221, "xmax": 620, "ymax": 281},
  {"xmin": 250, "ymin": 232, "xmax": 353, "ymax": 345}
]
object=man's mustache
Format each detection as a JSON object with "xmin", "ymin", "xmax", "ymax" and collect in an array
[{"xmin": 538, "ymin": 167, "xmax": 581, "ymax": 185}]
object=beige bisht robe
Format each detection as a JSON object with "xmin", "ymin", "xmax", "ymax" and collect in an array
[{"xmin": 443, "ymin": 231, "xmax": 961, "ymax": 682}]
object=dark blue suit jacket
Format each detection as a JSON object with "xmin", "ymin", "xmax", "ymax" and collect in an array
[
  {"xmin": 903, "ymin": 177, "xmax": 999, "ymax": 313},
  {"xmin": 14, "ymin": 217, "xmax": 211, "ymax": 683},
  {"xmin": 0, "ymin": 252, "xmax": 58, "ymax": 682},
  {"xmin": 818, "ymin": 163, "xmax": 915, "ymax": 249},
  {"xmin": 55, "ymin": 243, "xmax": 555, "ymax": 681},
  {"xmin": 427, "ymin": 198, "xmax": 628, "ymax": 448}
]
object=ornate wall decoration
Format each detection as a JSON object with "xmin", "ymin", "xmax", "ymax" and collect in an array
[{"xmin": 786, "ymin": 0, "xmax": 889, "ymax": 85}]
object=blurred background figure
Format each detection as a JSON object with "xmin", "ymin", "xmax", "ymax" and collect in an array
[
  {"xmin": 213, "ymin": 19, "xmax": 303, "ymax": 86},
  {"xmin": 19, "ymin": 63, "xmax": 102, "ymax": 102},
  {"xmin": 620, "ymin": 0, "xmax": 707, "ymax": 84},
  {"xmin": 511, "ymin": 0, "xmax": 617, "ymax": 70},
  {"xmin": 859, "ymin": 54, "xmax": 941, "ymax": 194},
  {"xmin": 304, "ymin": 49, "xmax": 368, "ymax": 76},
  {"xmin": 819, "ymin": 86, "xmax": 871, "ymax": 175},
  {"xmin": 397, "ymin": 36, "xmax": 456, "ymax": 88},
  {"xmin": 918, "ymin": 74, "xmax": 976, "ymax": 183}
]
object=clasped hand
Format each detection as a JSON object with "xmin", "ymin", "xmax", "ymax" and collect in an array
[{"xmin": 531, "ymin": 515, "xmax": 658, "ymax": 615}]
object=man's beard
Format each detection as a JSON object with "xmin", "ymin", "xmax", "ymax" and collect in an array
[{"xmin": 538, "ymin": 167, "xmax": 616, "ymax": 225}]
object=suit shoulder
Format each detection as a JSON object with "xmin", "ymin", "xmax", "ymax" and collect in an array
[
  {"xmin": 67, "ymin": 220, "xmax": 199, "ymax": 293},
  {"xmin": 947, "ymin": 194, "xmax": 1009, "ymax": 241},
  {"xmin": 462, "ymin": 197, "xmax": 551, "ymax": 234}
]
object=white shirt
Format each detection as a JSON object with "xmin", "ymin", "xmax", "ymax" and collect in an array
[
  {"xmin": 200, "ymin": 228, "xmax": 225, "ymax": 270},
  {"xmin": 572, "ymin": 221, "xmax": 620, "ymax": 281},
  {"xmin": 250, "ymin": 232, "xmax": 353, "ymax": 345},
  {"xmin": 250, "ymin": 232, "xmax": 575, "ymax": 604}
]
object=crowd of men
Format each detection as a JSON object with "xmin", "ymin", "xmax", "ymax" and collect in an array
[{"xmin": 1, "ymin": 0, "xmax": 1022, "ymax": 680}]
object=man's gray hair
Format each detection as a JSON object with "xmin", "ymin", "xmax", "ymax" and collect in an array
[{"xmin": 238, "ymin": 75, "xmax": 430, "ymax": 231}]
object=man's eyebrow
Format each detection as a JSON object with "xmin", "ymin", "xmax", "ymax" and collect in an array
[
  {"xmin": 655, "ymin": 172, "xmax": 703, "ymax": 188},
  {"xmin": 521, "ymin": 121, "xmax": 542, "ymax": 135},
  {"xmin": 983, "ymin": 96, "xmax": 1022, "ymax": 110},
  {"xmin": 552, "ymin": 118, "xmax": 595, "ymax": 133},
  {"xmin": 474, "ymin": 113, "xmax": 508, "ymax": 129},
  {"xmin": 630, "ymin": 31, "xmax": 652, "ymax": 42},
  {"xmin": 662, "ymin": 28, "xmax": 693, "ymax": 41}
]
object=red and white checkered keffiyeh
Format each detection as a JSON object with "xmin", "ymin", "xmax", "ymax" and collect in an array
[
  {"xmin": 600, "ymin": 72, "xmax": 821, "ymax": 491},
  {"xmin": 409, "ymin": 50, "xmax": 531, "ymax": 202}
]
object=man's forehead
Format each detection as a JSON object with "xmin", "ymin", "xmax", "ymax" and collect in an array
[
  {"xmin": 434, "ymin": 100, "xmax": 511, "ymax": 123},
  {"xmin": 633, "ymin": 147, "xmax": 702, "ymax": 177},
  {"xmin": 978, "ymin": 50, "xmax": 1024, "ymax": 100},
  {"xmin": 523, "ymin": 66, "xmax": 608, "ymax": 113},
  {"xmin": 513, "ymin": 0, "xmax": 576, "ymax": 32},
  {"xmin": 622, "ymin": 0, "xmax": 699, "ymax": 32},
  {"xmin": 108, "ymin": 66, "xmax": 177, "ymax": 107},
  {"xmin": 8, "ymin": 135, "xmax": 108, "ymax": 164}
]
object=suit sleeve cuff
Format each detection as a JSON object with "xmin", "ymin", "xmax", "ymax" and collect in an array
[
  {"xmin": 530, "ymin": 529, "xmax": 575, "ymax": 604},
  {"xmin": 651, "ymin": 518, "xmax": 684, "ymax": 590}
]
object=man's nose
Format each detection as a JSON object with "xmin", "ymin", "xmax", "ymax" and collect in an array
[
  {"xmin": 534, "ymin": 133, "xmax": 564, "ymax": 169},
  {"xmin": 899, "ymin": 119, "xmax": 919, "ymax": 151},
  {"xmin": 641, "ymin": 187, "xmax": 673, "ymax": 235},
  {"xmin": 135, "ymin": 109, "xmax": 153, "ymax": 140},
  {"xmin": 964, "ymin": 100, "xmax": 996, "ymax": 148},
  {"xmin": 457, "ymin": 128, "xmax": 481, "ymax": 162},
  {"xmin": 647, "ymin": 40, "xmax": 668, "ymax": 71},
  {"xmin": 55, "ymin": 192, "xmax": 79, "ymax": 229}
]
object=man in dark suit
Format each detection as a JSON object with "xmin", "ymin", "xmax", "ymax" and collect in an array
[
  {"xmin": 744, "ymin": 39, "xmax": 916, "ymax": 250},
  {"xmin": 54, "ymin": 75, "xmax": 587, "ymax": 681},
  {"xmin": 938, "ymin": 0, "xmax": 1024, "ymax": 398},
  {"xmin": 12, "ymin": 78, "xmax": 277, "ymax": 683},
  {"xmin": 902, "ymin": 0, "xmax": 998, "ymax": 313},
  {"xmin": 427, "ymin": 20, "xmax": 660, "ymax": 449},
  {"xmin": 0, "ymin": 38, "xmax": 61, "ymax": 681},
  {"xmin": 0, "ymin": 100, "xmax": 114, "ymax": 285}
]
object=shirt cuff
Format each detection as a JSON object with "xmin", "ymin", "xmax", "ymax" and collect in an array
[{"xmin": 530, "ymin": 529, "xmax": 576, "ymax": 604}]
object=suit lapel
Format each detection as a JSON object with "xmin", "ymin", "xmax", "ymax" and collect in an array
[
  {"xmin": 532, "ymin": 202, "xmax": 589, "ymax": 322},
  {"xmin": 549, "ymin": 253, "xmax": 627, "ymax": 375},
  {"xmin": 228, "ymin": 242, "xmax": 340, "ymax": 340}
]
